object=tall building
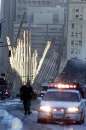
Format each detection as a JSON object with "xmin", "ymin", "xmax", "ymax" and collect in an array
[
  {"xmin": 15, "ymin": 0, "xmax": 64, "ymax": 22},
  {"xmin": 1, "ymin": 0, "xmax": 16, "ymax": 41},
  {"xmin": 67, "ymin": 0, "xmax": 86, "ymax": 60},
  {"xmin": 13, "ymin": 0, "xmax": 66, "ymax": 84},
  {"xmin": 0, "ymin": 0, "xmax": 16, "ymax": 75},
  {"xmin": 14, "ymin": 0, "xmax": 65, "ymax": 56},
  {"xmin": 0, "ymin": 0, "xmax": 66, "ymax": 84}
]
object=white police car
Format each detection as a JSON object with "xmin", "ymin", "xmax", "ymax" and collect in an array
[{"xmin": 37, "ymin": 85, "xmax": 85, "ymax": 124}]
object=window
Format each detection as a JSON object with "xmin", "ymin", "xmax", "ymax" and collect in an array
[
  {"xmin": 75, "ymin": 14, "xmax": 79, "ymax": 18},
  {"xmin": 71, "ymin": 32, "xmax": 74, "ymax": 36},
  {"xmin": 71, "ymin": 49, "xmax": 74, "ymax": 54},
  {"xmin": 75, "ymin": 51, "xmax": 78, "ymax": 54},
  {"xmin": 53, "ymin": 15, "xmax": 59, "ymax": 24},
  {"xmin": 75, "ymin": 42, "xmax": 78, "ymax": 46},
  {"xmin": 71, "ymin": 23, "xmax": 75, "ymax": 29},
  {"xmin": 71, "ymin": 40, "xmax": 74, "ymax": 45},
  {"xmin": 76, "ymin": 9, "xmax": 79, "ymax": 12},
  {"xmin": 43, "ymin": 91, "xmax": 80, "ymax": 102},
  {"xmin": 79, "ymin": 40, "xmax": 82, "ymax": 46}
]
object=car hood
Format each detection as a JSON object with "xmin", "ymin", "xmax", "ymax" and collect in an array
[{"xmin": 40, "ymin": 101, "xmax": 81, "ymax": 108}]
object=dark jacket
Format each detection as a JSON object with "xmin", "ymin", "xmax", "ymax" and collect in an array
[{"xmin": 20, "ymin": 85, "xmax": 33, "ymax": 101}]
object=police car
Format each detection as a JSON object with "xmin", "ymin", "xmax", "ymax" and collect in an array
[{"xmin": 37, "ymin": 83, "xmax": 85, "ymax": 124}]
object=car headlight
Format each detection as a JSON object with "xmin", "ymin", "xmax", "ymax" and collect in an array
[
  {"xmin": 39, "ymin": 106, "xmax": 52, "ymax": 112},
  {"xmin": 67, "ymin": 107, "xmax": 80, "ymax": 113}
]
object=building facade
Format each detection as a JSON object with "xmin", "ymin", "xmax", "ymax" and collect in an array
[
  {"xmin": 0, "ymin": 0, "xmax": 16, "ymax": 75},
  {"xmin": 67, "ymin": 0, "xmax": 86, "ymax": 60},
  {"xmin": 1, "ymin": 0, "xmax": 16, "ymax": 41},
  {"xmin": 13, "ymin": 0, "xmax": 66, "ymax": 84},
  {"xmin": 14, "ymin": 1, "xmax": 65, "ymax": 57},
  {"xmin": 0, "ymin": 0, "xmax": 66, "ymax": 84}
]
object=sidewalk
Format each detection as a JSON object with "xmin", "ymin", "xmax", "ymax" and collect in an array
[
  {"xmin": 6, "ymin": 98, "xmax": 39, "ymax": 115},
  {"xmin": 4, "ymin": 97, "xmax": 41, "ymax": 111},
  {"xmin": 5, "ymin": 109, "xmax": 51, "ymax": 130},
  {"xmin": 0, "ymin": 98, "xmax": 50, "ymax": 130}
]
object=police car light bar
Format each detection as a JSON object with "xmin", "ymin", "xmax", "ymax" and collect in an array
[
  {"xmin": 48, "ymin": 83, "xmax": 77, "ymax": 89},
  {"xmin": 57, "ymin": 83, "xmax": 76, "ymax": 89}
]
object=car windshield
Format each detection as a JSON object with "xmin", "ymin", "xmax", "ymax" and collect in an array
[{"xmin": 43, "ymin": 91, "xmax": 80, "ymax": 102}]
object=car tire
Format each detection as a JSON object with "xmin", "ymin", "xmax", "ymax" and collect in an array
[
  {"xmin": 81, "ymin": 115, "xmax": 85, "ymax": 124},
  {"xmin": 77, "ymin": 119, "xmax": 84, "ymax": 124},
  {"xmin": 77, "ymin": 114, "xmax": 85, "ymax": 124}
]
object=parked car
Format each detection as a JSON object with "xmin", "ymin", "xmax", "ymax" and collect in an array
[{"xmin": 0, "ymin": 78, "xmax": 10, "ymax": 100}]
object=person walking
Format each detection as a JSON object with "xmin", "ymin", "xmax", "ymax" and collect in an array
[{"xmin": 20, "ymin": 81, "xmax": 34, "ymax": 115}]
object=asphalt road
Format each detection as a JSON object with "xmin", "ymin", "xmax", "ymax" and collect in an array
[{"xmin": 0, "ymin": 98, "xmax": 86, "ymax": 130}]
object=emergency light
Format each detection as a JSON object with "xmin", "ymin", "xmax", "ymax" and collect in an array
[{"xmin": 48, "ymin": 83, "xmax": 77, "ymax": 89}]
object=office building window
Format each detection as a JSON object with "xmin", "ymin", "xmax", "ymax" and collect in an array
[
  {"xmin": 71, "ymin": 23, "xmax": 75, "ymax": 29},
  {"xmin": 75, "ymin": 14, "xmax": 79, "ymax": 18},
  {"xmin": 75, "ymin": 9, "xmax": 79, "ymax": 12},
  {"xmin": 71, "ymin": 48, "xmax": 74, "ymax": 54},
  {"xmin": 71, "ymin": 40, "xmax": 74, "ymax": 45},
  {"xmin": 79, "ymin": 40, "xmax": 82, "ymax": 46},
  {"xmin": 71, "ymin": 32, "xmax": 74, "ymax": 36}
]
